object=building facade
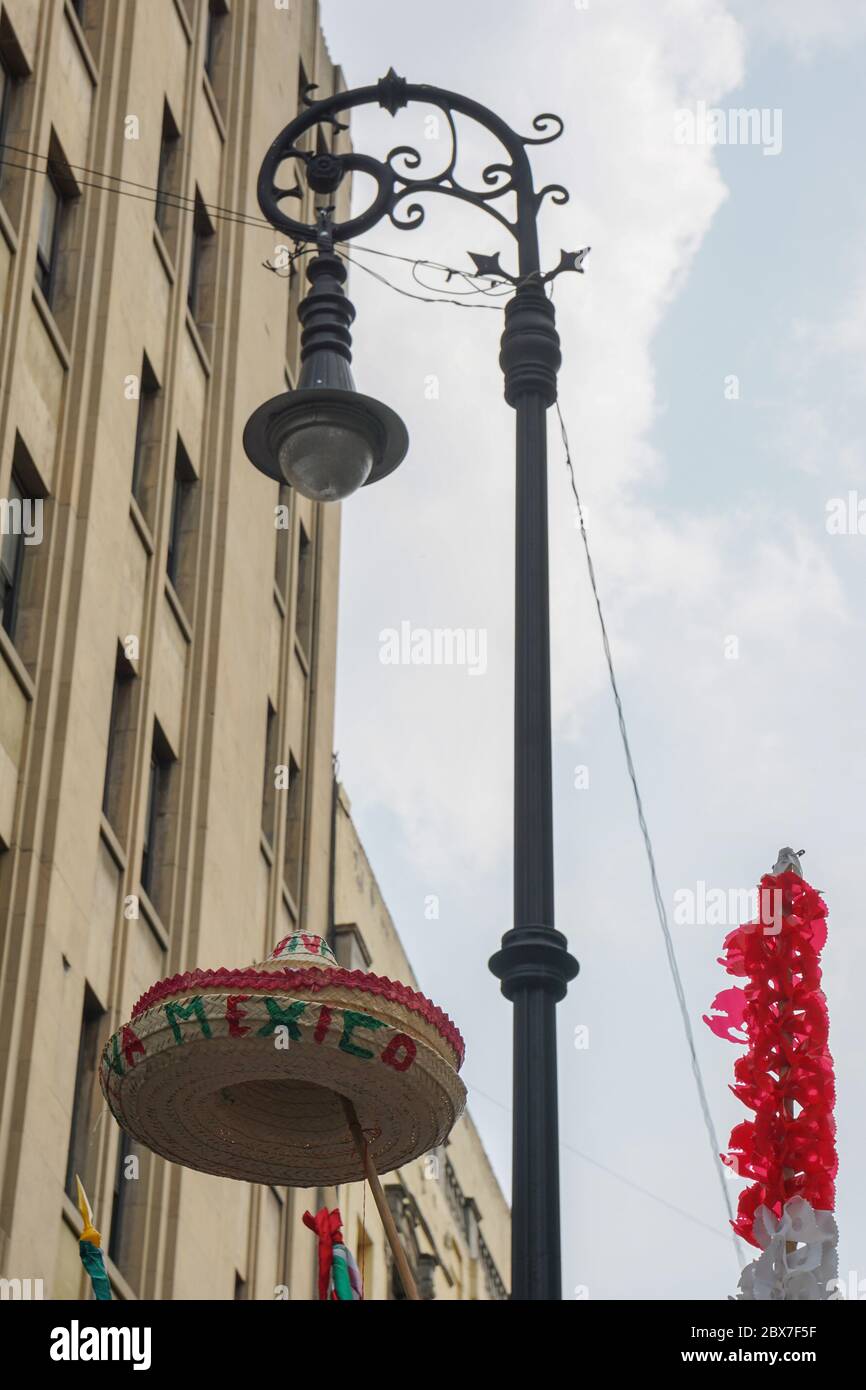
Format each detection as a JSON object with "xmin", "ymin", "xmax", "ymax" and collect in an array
[
  {"xmin": 0, "ymin": 0, "xmax": 508, "ymax": 1300},
  {"xmin": 331, "ymin": 786, "xmax": 510, "ymax": 1301}
]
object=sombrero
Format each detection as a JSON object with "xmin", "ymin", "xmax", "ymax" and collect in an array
[{"xmin": 99, "ymin": 933, "xmax": 465, "ymax": 1187}]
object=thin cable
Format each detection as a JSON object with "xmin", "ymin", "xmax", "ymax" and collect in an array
[
  {"xmin": 465, "ymin": 1077, "xmax": 736, "ymax": 1248},
  {"xmin": 0, "ymin": 139, "xmax": 275, "ymax": 229},
  {"xmin": 554, "ymin": 398, "xmax": 744, "ymax": 1270},
  {"xmin": 0, "ymin": 141, "xmax": 512, "ymax": 290},
  {"xmin": 409, "ymin": 260, "xmax": 512, "ymax": 298},
  {"xmin": 314, "ymin": 237, "xmax": 510, "ymax": 291},
  {"xmin": 335, "ymin": 246, "xmax": 507, "ymax": 311},
  {"xmin": 0, "ymin": 152, "xmax": 269, "ymax": 231}
]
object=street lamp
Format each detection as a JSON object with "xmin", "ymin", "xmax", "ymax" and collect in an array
[
  {"xmin": 245, "ymin": 69, "xmax": 583, "ymax": 1300},
  {"xmin": 244, "ymin": 220, "xmax": 408, "ymax": 500}
]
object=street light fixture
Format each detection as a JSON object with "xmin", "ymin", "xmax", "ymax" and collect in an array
[
  {"xmin": 246, "ymin": 69, "xmax": 585, "ymax": 1300},
  {"xmin": 244, "ymin": 220, "xmax": 408, "ymax": 500}
]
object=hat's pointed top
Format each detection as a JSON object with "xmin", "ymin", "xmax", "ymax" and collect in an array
[{"xmin": 260, "ymin": 932, "xmax": 338, "ymax": 972}]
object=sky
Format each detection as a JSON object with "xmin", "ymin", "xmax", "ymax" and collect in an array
[{"xmin": 318, "ymin": 0, "xmax": 866, "ymax": 1299}]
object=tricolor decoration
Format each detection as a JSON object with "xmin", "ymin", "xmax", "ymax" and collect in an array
[
  {"xmin": 703, "ymin": 849, "xmax": 838, "ymax": 1300},
  {"xmin": 303, "ymin": 1207, "xmax": 363, "ymax": 1301},
  {"xmin": 75, "ymin": 1176, "xmax": 112, "ymax": 1302},
  {"xmin": 99, "ymin": 933, "xmax": 464, "ymax": 1189},
  {"xmin": 100, "ymin": 932, "xmax": 463, "ymax": 1300}
]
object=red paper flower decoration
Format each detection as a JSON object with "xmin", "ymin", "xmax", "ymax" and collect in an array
[{"xmin": 704, "ymin": 871, "xmax": 836, "ymax": 1247}]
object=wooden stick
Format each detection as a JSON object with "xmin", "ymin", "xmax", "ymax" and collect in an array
[{"xmin": 341, "ymin": 1095, "xmax": 420, "ymax": 1301}]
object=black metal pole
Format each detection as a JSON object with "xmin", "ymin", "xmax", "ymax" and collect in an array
[
  {"xmin": 252, "ymin": 71, "xmax": 583, "ymax": 1300},
  {"xmin": 489, "ymin": 284, "xmax": 579, "ymax": 1300}
]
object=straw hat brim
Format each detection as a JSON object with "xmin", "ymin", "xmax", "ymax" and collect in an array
[{"xmin": 101, "ymin": 990, "xmax": 466, "ymax": 1186}]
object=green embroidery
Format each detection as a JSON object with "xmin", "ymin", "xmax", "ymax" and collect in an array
[
  {"xmin": 257, "ymin": 998, "xmax": 307, "ymax": 1040},
  {"xmin": 107, "ymin": 1035, "xmax": 125, "ymax": 1077},
  {"xmin": 165, "ymin": 996, "xmax": 212, "ymax": 1044},
  {"xmin": 339, "ymin": 1011, "xmax": 386, "ymax": 1059}
]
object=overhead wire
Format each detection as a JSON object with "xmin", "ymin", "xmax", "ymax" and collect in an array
[
  {"xmin": 465, "ymin": 1076, "xmax": 737, "ymax": 1248},
  {"xmin": 0, "ymin": 139, "xmax": 512, "ymax": 294},
  {"xmin": 554, "ymin": 397, "xmax": 744, "ymax": 1269}
]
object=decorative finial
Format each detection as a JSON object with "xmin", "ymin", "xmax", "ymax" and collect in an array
[{"xmin": 772, "ymin": 847, "xmax": 805, "ymax": 876}]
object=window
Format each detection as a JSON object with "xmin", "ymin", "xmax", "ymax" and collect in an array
[
  {"xmin": 65, "ymin": 986, "xmax": 104, "ymax": 1202},
  {"xmin": 154, "ymin": 100, "xmax": 181, "ymax": 247},
  {"xmin": 35, "ymin": 172, "xmax": 61, "ymax": 301},
  {"xmin": 295, "ymin": 519, "xmax": 313, "ymax": 655},
  {"xmin": 131, "ymin": 354, "xmax": 160, "ymax": 516},
  {"xmin": 283, "ymin": 753, "xmax": 302, "ymax": 903},
  {"xmin": 274, "ymin": 482, "xmax": 291, "ymax": 598},
  {"xmin": 188, "ymin": 189, "xmax": 215, "ymax": 340},
  {"xmin": 261, "ymin": 701, "xmax": 278, "ymax": 846},
  {"xmin": 141, "ymin": 721, "xmax": 174, "ymax": 912},
  {"xmin": 0, "ymin": 16, "xmax": 29, "ymax": 220},
  {"xmin": 34, "ymin": 136, "xmax": 79, "ymax": 312},
  {"xmin": 108, "ymin": 1131, "xmax": 146, "ymax": 1281},
  {"xmin": 333, "ymin": 924, "xmax": 372, "ymax": 973},
  {"xmin": 166, "ymin": 436, "xmax": 197, "ymax": 601},
  {"xmin": 102, "ymin": 645, "xmax": 136, "ymax": 830},
  {"xmin": 108, "ymin": 1128, "xmax": 147, "ymax": 1278},
  {"xmin": 1, "ymin": 441, "xmax": 43, "ymax": 645},
  {"xmin": 0, "ymin": 57, "xmax": 10, "ymax": 170},
  {"xmin": 0, "ymin": 472, "xmax": 25, "ymax": 638},
  {"xmin": 204, "ymin": 0, "xmax": 228, "ymax": 88}
]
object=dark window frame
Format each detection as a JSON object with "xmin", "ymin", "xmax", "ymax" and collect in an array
[
  {"xmin": 0, "ymin": 15, "xmax": 31, "ymax": 217},
  {"xmin": 108, "ymin": 1129, "xmax": 144, "ymax": 1277},
  {"xmin": 35, "ymin": 169, "xmax": 62, "ymax": 303},
  {"xmin": 102, "ymin": 644, "xmax": 136, "ymax": 825},
  {"xmin": 141, "ymin": 721, "xmax": 174, "ymax": 905},
  {"xmin": 0, "ymin": 469, "xmax": 26, "ymax": 639},
  {"xmin": 131, "ymin": 354, "xmax": 160, "ymax": 509},
  {"xmin": 204, "ymin": 0, "xmax": 229, "ymax": 86},
  {"xmin": 0, "ymin": 436, "xmax": 45, "ymax": 648},
  {"xmin": 64, "ymin": 985, "xmax": 105, "ymax": 1202},
  {"xmin": 0, "ymin": 55, "xmax": 11, "ymax": 163},
  {"xmin": 261, "ymin": 700, "xmax": 278, "ymax": 846},
  {"xmin": 283, "ymin": 751, "xmax": 303, "ymax": 903},
  {"xmin": 166, "ymin": 436, "xmax": 196, "ymax": 592},
  {"xmin": 295, "ymin": 519, "xmax": 314, "ymax": 656},
  {"xmin": 155, "ymin": 100, "xmax": 180, "ymax": 238},
  {"xmin": 187, "ymin": 189, "xmax": 214, "ymax": 323},
  {"xmin": 34, "ymin": 134, "xmax": 79, "ymax": 311}
]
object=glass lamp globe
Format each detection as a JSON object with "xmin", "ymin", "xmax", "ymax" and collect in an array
[
  {"xmin": 277, "ymin": 417, "xmax": 374, "ymax": 502},
  {"xmin": 244, "ymin": 387, "xmax": 408, "ymax": 500}
]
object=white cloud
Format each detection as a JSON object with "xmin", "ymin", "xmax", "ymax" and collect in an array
[{"xmin": 731, "ymin": 0, "xmax": 866, "ymax": 58}]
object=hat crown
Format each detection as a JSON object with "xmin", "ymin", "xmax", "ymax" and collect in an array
[{"xmin": 264, "ymin": 933, "xmax": 338, "ymax": 971}]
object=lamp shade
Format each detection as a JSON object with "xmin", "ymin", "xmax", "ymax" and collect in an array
[{"xmin": 243, "ymin": 247, "xmax": 408, "ymax": 499}]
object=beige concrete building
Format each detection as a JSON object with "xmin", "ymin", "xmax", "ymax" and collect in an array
[
  {"xmin": 331, "ymin": 786, "xmax": 509, "ymax": 1300},
  {"xmin": 0, "ymin": 0, "xmax": 509, "ymax": 1300}
]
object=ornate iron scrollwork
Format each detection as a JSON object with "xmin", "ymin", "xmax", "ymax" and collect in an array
[{"xmin": 256, "ymin": 69, "xmax": 588, "ymax": 285}]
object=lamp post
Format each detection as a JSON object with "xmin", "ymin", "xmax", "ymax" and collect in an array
[{"xmin": 245, "ymin": 70, "xmax": 582, "ymax": 1301}]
